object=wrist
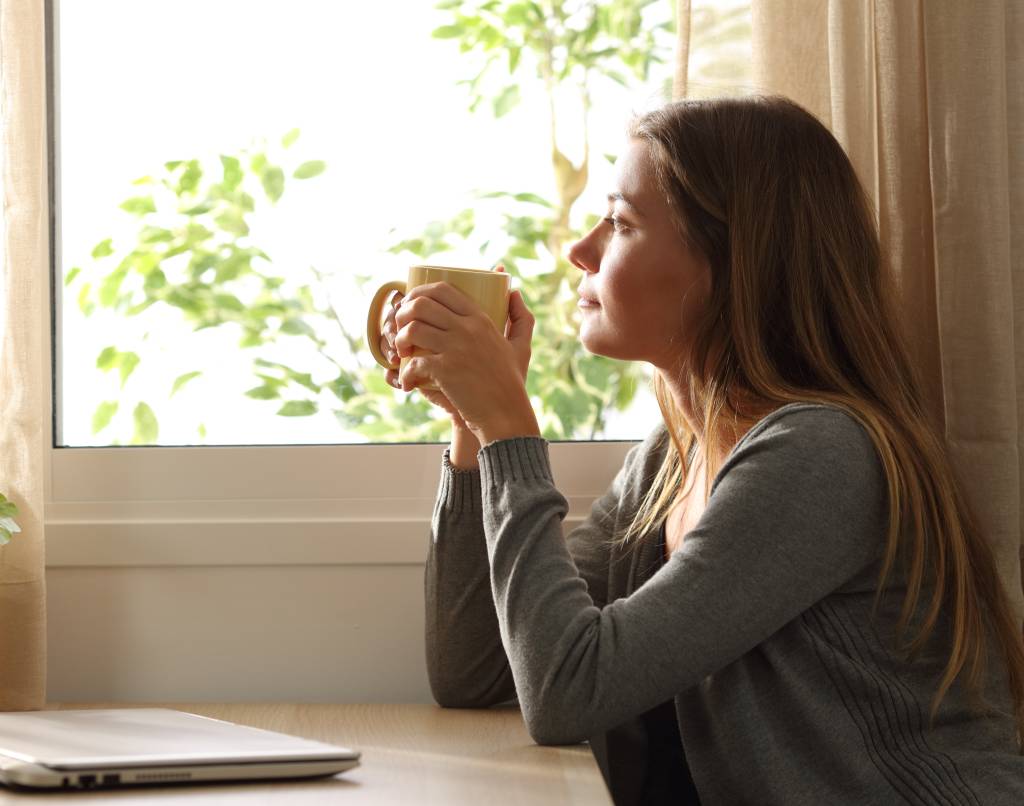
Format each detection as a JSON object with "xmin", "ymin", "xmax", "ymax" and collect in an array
[
  {"xmin": 474, "ymin": 402, "xmax": 541, "ymax": 448},
  {"xmin": 450, "ymin": 422, "xmax": 481, "ymax": 470}
]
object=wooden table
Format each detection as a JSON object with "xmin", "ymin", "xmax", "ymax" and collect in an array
[{"xmin": 0, "ymin": 704, "xmax": 611, "ymax": 804}]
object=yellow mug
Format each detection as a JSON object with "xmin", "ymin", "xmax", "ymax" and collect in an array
[{"xmin": 366, "ymin": 264, "xmax": 511, "ymax": 390}]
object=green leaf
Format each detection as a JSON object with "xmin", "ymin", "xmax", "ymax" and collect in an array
[
  {"xmin": 282, "ymin": 128, "xmax": 301, "ymax": 148},
  {"xmin": 280, "ymin": 318, "xmax": 315, "ymax": 338},
  {"xmin": 96, "ymin": 347, "xmax": 140, "ymax": 386},
  {"xmin": 293, "ymin": 160, "xmax": 327, "ymax": 180},
  {"xmin": 140, "ymin": 226, "xmax": 174, "ymax": 244},
  {"xmin": 239, "ymin": 328, "xmax": 263, "ymax": 348},
  {"xmin": 286, "ymin": 369, "xmax": 318, "ymax": 392},
  {"xmin": 178, "ymin": 160, "xmax": 203, "ymax": 194},
  {"xmin": 492, "ymin": 84, "xmax": 520, "ymax": 117},
  {"xmin": 78, "ymin": 283, "xmax": 94, "ymax": 316},
  {"xmin": 277, "ymin": 400, "xmax": 317, "ymax": 416},
  {"xmin": 615, "ymin": 370, "xmax": 637, "ymax": 409},
  {"xmin": 213, "ymin": 294, "xmax": 245, "ymax": 312},
  {"xmin": 132, "ymin": 402, "xmax": 159, "ymax": 444},
  {"xmin": 0, "ymin": 495, "xmax": 18, "ymax": 518},
  {"xmin": 144, "ymin": 268, "xmax": 167, "ymax": 291},
  {"xmin": 91, "ymin": 400, "xmax": 119, "ymax": 433},
  {"xmin": 91, "ymin": 238, "xmax": 114, "ymax": 258},
  {"xmin": 170, "ymin": 371, "xmax": 202, "ymax": 397},
  {"xmin": 327, "ymin": 375, "xmax": 358, "ymax": 402},
  {"xmin": 261, "ymin": 166, "xmax": 285, "ymax": 202},
  {"xmin": 214, "ymin": 211, "xmax": 250, "ymax": 237},
  {"xmin": 245, "ymin": 384, "xmax": 280, "ymax": 400},
  {"xmin": 118, "ymin": 352, "xmax": 140, "ymax": 386},
  {"xmin": 64, "ymin": 267, "xmax": 81, "ymax": 286},
  {"xmin": 432, "ymin": 23, "xmax": 463, "ymax": 38},
  {"xmin": 220, "ymin": 155, "xmax": 243, "ymax": 191},
  {"xmin": 120, "ymin": 196, "xmax": 156, "ymax": 216},
  {"xmin": 513, "ymin": 192, "xmax": 552, "ymax": 207},
  {"xmin": 505, "ymin": 2, "xmax": 530, "ymax": 25},
  {"xmin": 0, "ymin": 528, "xmax": 10, "ymax": 546},
  {"xmin": 183, "ymin": 200, "xmax": 215, "ymax": 216},
  {"xmin": 96, "ymin": 346, "xmax": 119, "ymax": 371},
  {"xmin": 508, "ymin": 241, "xmax": 538, "ymax": 260}
]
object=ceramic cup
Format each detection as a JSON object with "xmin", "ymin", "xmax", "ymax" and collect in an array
[{"xmin": 366, "ymin": 264, "xmax": 511, "ymax": 391}]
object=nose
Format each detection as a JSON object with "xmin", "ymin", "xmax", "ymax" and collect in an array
[{"xmin": 567, "ymin": 227, "xmax": 599, "ymax": 274}]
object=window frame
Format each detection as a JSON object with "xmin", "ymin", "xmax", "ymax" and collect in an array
[{"xmin": 43, "ymin": 0, "xmax": 643, "ymax": 570}]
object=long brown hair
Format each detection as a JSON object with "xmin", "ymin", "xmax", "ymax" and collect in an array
[{"xmin": 621, "ymin": 95, "xmax": 1024, "ymax": 746}]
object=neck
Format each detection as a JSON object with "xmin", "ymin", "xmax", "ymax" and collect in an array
[{"xmin": 658, "ymin": 371, "xmax": 773, "ymax": 469}]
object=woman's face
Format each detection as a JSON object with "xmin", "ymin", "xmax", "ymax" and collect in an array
[{"xmin": 568, "ymin": 139, "xmax": 711, "ymax": 372}]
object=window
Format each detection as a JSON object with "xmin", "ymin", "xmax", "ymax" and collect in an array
[
  {"xmin": 46, "ymin": 0, "xmax": 751, "ymax": 566},
  {"xmin": 54, "ymin": 0, "xmax": 682, "ymax": 448}
]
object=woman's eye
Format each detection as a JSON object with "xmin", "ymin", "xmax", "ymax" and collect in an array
[{"xmin": 603, "ymin": 216, "xmax": 628, "ymax": 233}]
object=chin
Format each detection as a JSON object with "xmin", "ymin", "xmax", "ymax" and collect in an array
[{"xmin": 579, "ymin": 330, "xmax": 628, "ymax": 362}]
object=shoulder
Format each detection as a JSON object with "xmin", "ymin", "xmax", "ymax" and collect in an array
[
  {"xmin": 716, "ymin": 401, "xmax": 885, "ymax": 499},
  {"xmin": 740, "ymin": 401, "xmax": 876, "ymax": 453}
]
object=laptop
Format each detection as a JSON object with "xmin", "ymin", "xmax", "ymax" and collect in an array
[{"xmin": 0, "ymin": 708, "xmax": 360, "ymax": 790}]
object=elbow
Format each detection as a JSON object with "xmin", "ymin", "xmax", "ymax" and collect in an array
[
  {"xmin": 427, "ymin": 665, "xmax": 515, "ymax": 710},
  {"xmin": 430, "ymin": 681, "xmax": 494, "ymax": 710},
  {"xmin": 522, "ymin": 700, "xmax": 589, "ymax": 746}
]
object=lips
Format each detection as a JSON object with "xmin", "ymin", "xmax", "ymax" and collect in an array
[{"xmin": 578, "ymin": 288, "xmax": 600, "ymax": 306}]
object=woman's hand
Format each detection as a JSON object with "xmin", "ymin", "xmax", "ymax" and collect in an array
[
  {"xmin": 393, "ymin": 275, "xmax": 539, "ymax": 446},
  {"xmin": 380, "ymin": 289, "xmax": 470, "ymax": 429}
]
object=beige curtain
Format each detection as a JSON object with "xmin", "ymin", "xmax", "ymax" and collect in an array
[
  {"xmin": 736, "ymin": 0, "xmax": 1023, "ymax": 623},
  {"xmin": 0, "ymin": 0, "xmax": 48, "ymax": 709}
]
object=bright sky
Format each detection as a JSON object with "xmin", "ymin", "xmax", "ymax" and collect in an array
[{"xmin": 55, "ymin": 0, "xmax": 679, "ymax": 445}]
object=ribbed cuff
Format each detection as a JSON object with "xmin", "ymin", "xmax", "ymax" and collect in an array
[
  {"xmin": 437, "ymin": 448, "xmax": 483, "ymax": 513},
  {"xmin": 478, "ymin": 437, "xmax": 553, "ymax": 487}
]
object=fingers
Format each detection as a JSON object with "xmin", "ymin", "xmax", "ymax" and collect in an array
[
  {"xmin": 398, "ymin": 355, "xmax": 436, "ymax": 393},
  {"xmin": 507, "ymin": 289, "xmax": 535, "ymax": 341},
  {"xmin": 394, "ymin": 318, "xmax": 447, "ymax": 359},
  {"xmin": 377, "ymin": 290, "xmax": 404, "ymax": 367},
  {"xmin": 402, "ymin": 281, "xmax": 475, "ymax": 317},
  {"xmin": 393, "ymin": 293, "xmax": 464, "ymax": 364}
]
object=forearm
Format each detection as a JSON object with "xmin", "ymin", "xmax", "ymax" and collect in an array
[{"xmin": 425, "ymin": 452, "xmax": 516, "ymax": 707}]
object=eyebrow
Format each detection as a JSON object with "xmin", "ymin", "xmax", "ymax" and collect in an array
[{"xmin": 607, "ymin": 192, "xmax": 644, "ymax": 216}]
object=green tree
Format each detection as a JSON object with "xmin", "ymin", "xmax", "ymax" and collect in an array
[{"xmin": 67, "ymin": 132, "xmax": 452, "ymax": 444}]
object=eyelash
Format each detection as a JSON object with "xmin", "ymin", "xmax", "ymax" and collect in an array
[{"xmin": 603, "ymin": 216, "xmax": 629, "ymax": 233}]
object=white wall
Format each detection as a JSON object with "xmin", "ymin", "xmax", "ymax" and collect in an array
[{"xmin": 47, "ymin": 563, "xmax": 432, "ymax": 703}]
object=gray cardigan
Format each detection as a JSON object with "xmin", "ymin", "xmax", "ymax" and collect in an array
[{"xmin": 425, "ymin": 403, "xmax": 1023, "ymax": 805}]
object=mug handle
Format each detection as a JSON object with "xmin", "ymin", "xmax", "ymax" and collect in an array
[{"xmin": 366, "ymin": 281, "xmax": 406, "ymax": 369}]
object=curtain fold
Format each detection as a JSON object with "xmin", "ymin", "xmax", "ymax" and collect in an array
[
  {"xmin": 0, "ymin": 0, "xmax": 48, "ymax": 709},
  {"xmin": 748, "ymin": 0, "xmax": 1023, "ymax": 623}
]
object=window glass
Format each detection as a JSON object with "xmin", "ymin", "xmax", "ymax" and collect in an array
[{"xmin": 55, "ymin": 0, "xmax": 749, "ymax": 447}]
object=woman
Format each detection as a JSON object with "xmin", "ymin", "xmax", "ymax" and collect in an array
[{"xmin": 379, "ymin": 96, "xmax": 1024, "ymax": 804}]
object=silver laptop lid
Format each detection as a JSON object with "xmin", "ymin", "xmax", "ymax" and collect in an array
[{"xmin": 0, "ymin": 708, "xmax": 358, "ymax": 770}]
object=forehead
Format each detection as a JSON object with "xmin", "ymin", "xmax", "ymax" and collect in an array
[{"xmin": 612, "ymin": 139, "xmax": 660, "ymax": 208}]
